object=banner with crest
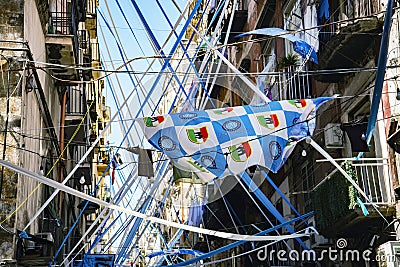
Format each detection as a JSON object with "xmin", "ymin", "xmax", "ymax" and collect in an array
[{"xmin": 138, "ymin": 97, "xmax": 335, "ymax": 182}]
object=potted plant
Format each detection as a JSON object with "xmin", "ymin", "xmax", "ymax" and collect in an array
[{"xmin": 278, "ymin": 53, "xmax": 299, "ymax": 70}]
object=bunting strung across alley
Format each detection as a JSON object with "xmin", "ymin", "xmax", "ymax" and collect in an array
[{"xmin": 139, "ymin": 96, "xmax": 336, "ymax": 182}]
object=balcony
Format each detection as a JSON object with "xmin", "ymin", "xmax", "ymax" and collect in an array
[
  {"xmin": 69, "ymin": 145, "xmax": 93, "ymax": 195},
  {"xmin": 96, "ymin": 149, "xmax": 110, "ymax": 177},
  {"xmin": 268, "ymin": 65, "xmax": 312, "ymax": 100},
  {"xmin": 66, "ymin": 85, "xmax": 86, "ymax": 119},
  {"xmin": 86, "ymin": 81, "xmax": 98, "ymax": 122},
  {"xmin": 46, "ymin": 13, "xmax": 77, "ymax": 79},
  {"xmin": 16, "ymin": 233, "xmax": 54, "ymax": 267},
  {"xmin": 219, "ymin": 0, "xmax": 248, "ymax": 43},
  {"xmin": 256, "ymin": 0, "xmax": 276, "ymax": 29},
  {"xmin": 315, "ymin": 0, "xmax": 383, "ymax": 82},
  {"xmin": 312, "ymin": 158, "xmax": 395, "ymax": 237},
  {"xmin": 64, "ymin": 85, "xmax": 88, "ymax": 142}
]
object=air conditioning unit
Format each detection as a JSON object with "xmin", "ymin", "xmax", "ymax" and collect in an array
[
  {"xmin": 377, "ymin": 241, "xmax": 400, "ymax": 267},
  {"xmin": 324, "ymin": 123, "xmax": 344, "ymax": 148}
]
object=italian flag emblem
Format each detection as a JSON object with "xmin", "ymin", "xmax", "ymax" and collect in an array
[
  {"xmin": 288, "ymin": 99, "xmax": 307, "ymax": 108},
  {"xmin": 257, "ymin": 114, "xmax": 279, "ymax": 129},
  {"xmin": 187, "ymin": 127, "xmax": 209, "ymax": 144},
  {"xmin": 214, "ymin": 107, "xmax": 234, "ymax": 115},
  {"xmin": 187, "ymin": 160, "xmax": 209, "ymax": 173},
  {"xmin": 229, "ymin": 141, "xmax": 252, "ymax": 162},
  {"xmin": 144, "ymin": 116, "xmax": 165, "ymax": 127}
]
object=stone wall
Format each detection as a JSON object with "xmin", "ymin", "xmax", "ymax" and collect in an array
[{"xmin": 0, "ymin": 0, "xmax": 24, "ymax": 259}]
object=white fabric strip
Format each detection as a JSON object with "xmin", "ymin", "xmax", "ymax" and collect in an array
[{"xmin": 1, "ymin": 159, "xmax": 310, "ymax": 242}]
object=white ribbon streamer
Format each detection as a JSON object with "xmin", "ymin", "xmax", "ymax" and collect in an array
[{"xmin": 1, "ymin": 159, "xmax": 310, "ymax": 242}]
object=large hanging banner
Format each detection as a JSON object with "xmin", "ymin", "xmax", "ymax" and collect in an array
[{"xmin": 139, "ymin": 97, "xmax": 335, "ymax": 182}]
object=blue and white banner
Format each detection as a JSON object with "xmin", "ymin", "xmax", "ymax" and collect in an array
[{"xmin": 139, "ymin": 97, "xmax": 335, "ymax": 182}]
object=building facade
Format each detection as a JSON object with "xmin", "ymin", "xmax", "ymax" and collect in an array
[
  {"xmin": 200, "ymin": 0, "xmax": 400, "ymax": 266},
  {"xmin": 0, "ymin": 0, "xmax": 110, "ymax": 265}
]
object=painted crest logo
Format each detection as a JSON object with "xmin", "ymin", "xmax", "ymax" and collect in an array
[
  {"xmin": 257, "ymin": 114, "xmax": 279, "ymax": 129},
  {"xmin": 158, "ymin": 136, "xmax": 176, "ymax": 151},
  {"xmin": 186, "ymin": 126, "xmax": 209, "ymax": 144},
  {"xmin": 288, "ymin": 99, "xmax": 307, "ymax": 108},
  {"xmin": 179, "ymin": 112, "xmax": 198, "ymax": 119},
  {"xmin": 187, "ymin": 160, "xmax": 209, "ymax": 173},
  {"xmin": 222, "ymin": 120, "xmax": 242, "ymax": 131},
  {"xmin": 269, "ymin": 141, "xmax": 282, "ymax": 160},
  {"xmin": 213, "ymin": 107, "xmax": 234, "ymax": 115},
  {"xmin": 229, "ymin": 141, "xmax": 252, "ymax": 162},
  {"xmin": 201, "ymin": 155, "xmax": 217, "ymax": 169},
  {"xmin": 144, "ymin": 116, "xmax": 165, "ymax": 127}
]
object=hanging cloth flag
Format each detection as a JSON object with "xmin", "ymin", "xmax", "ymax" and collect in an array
[
  {"xmin": 139, "ymin": 96, "xmax": 335, "ymax": 182},
  {"xmin": 187, "ymin": 199, "xmax": 206, "ymax": 227},
  {"xmin": 138, "ymin": 148, "xmax": 154, "ymax": 178},
  {"xmin": 318, "ymin": 0, "xmax": 330, "ymax": 21},
  {"xmin": 236, "ymin": 28, "xmax": 318, "ymax": 64}
]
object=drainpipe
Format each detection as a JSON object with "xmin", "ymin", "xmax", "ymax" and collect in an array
[{"xmin": 59, "ymin": 91, "xmax": 67, "ymax": 218}]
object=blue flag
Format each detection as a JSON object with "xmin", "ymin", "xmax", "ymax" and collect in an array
[{"xmin": 236, "ymin": 28, "xmax": 318, "ymax": 64}]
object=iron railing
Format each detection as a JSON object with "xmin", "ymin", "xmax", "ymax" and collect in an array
[
  {"xmin": 66, "ymin": 85, "xmax": 86, "ymax": 115},
  {"xmin": 270, "ymin": 65, "xmax": 312, "ymax": 100},
  {"xmin": 352, "ymin": 158, "xmax": 394, "ymax": 204},
  {"xmin": 91, "ymin": 41, "xmax": 100, "ymax": 62},
  {"xmin": 319, "ymin": 0, "xmax": 383, "ymax": 47},
  {"xmin": 49, "ymin": 11, "xmax": 72, "ymax": 35},
  {"xmin": 317, "ymin": 158, "xmax": 395, "ymax": 205}
]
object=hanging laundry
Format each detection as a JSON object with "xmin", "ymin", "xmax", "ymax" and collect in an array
[
  {"xmin": 236, "ymin": 28, "xmax": 318, "ymax": 64},
  {"xmin": 111, "ymin": 153, "xmax": 123, "ymax": 185},
  {"xmin": 257, "ymin": 54, "xmax": 275, "ymax": 100},
  {"xmin": 187, "ymin": 200, "xmax": 205, "ymax": 227},
  {"xmin": 341, "ymin": 118, "xmax": 369, "ymax": 152},
  {"xmin": 139, "ymin": 96, "xmax": 336, "ymax": 182},
  {"xmin": 138, "ymin": 149, "xmax": 154, "ymax": 178},
  {"xmin": 318, "ymin": 0, "xmax": 330, "ymax": 21},
  {"xmin": 304, "ymin": 4, "xmax": 319, "ymax": 52}
]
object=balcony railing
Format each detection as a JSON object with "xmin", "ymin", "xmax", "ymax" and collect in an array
[
  {"xmin": 236, "ymin": 0, "xmax": 247, "ymax": 11},
  {"xmin": 48, "ymin": 12, "xmax": 72, "ymax": 35},
  {"xmin": 72, "ymin": 145, "xmax": 91, "ymax": 164},
  {"xmin": 319, "ymin": 0, "xmax": 382, "ymax": 47},
  {"xmin": 87, "ymin": 0, "xmax": 97, "ymax": 15},
  {"xmin": 66, "ymin": 85, "xmax": 86, "ymax": 115},
  {"xmin": 271, "ymin": 65, "xmax": 312, "ymax": 100},
  {"xmin": 317, "ymin": 158, "xmax": 395, "ymax": 205},
  {"xmin": 313, "ymin": 158, "xmax": 395, "ymax": 234},
  {"xmin": 91, "ymin": 41, "xmax": 100, "ymax": 62},
  {"xmin": 352, "ymin": 158, "xmax": 394, "ymax": 204}
]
